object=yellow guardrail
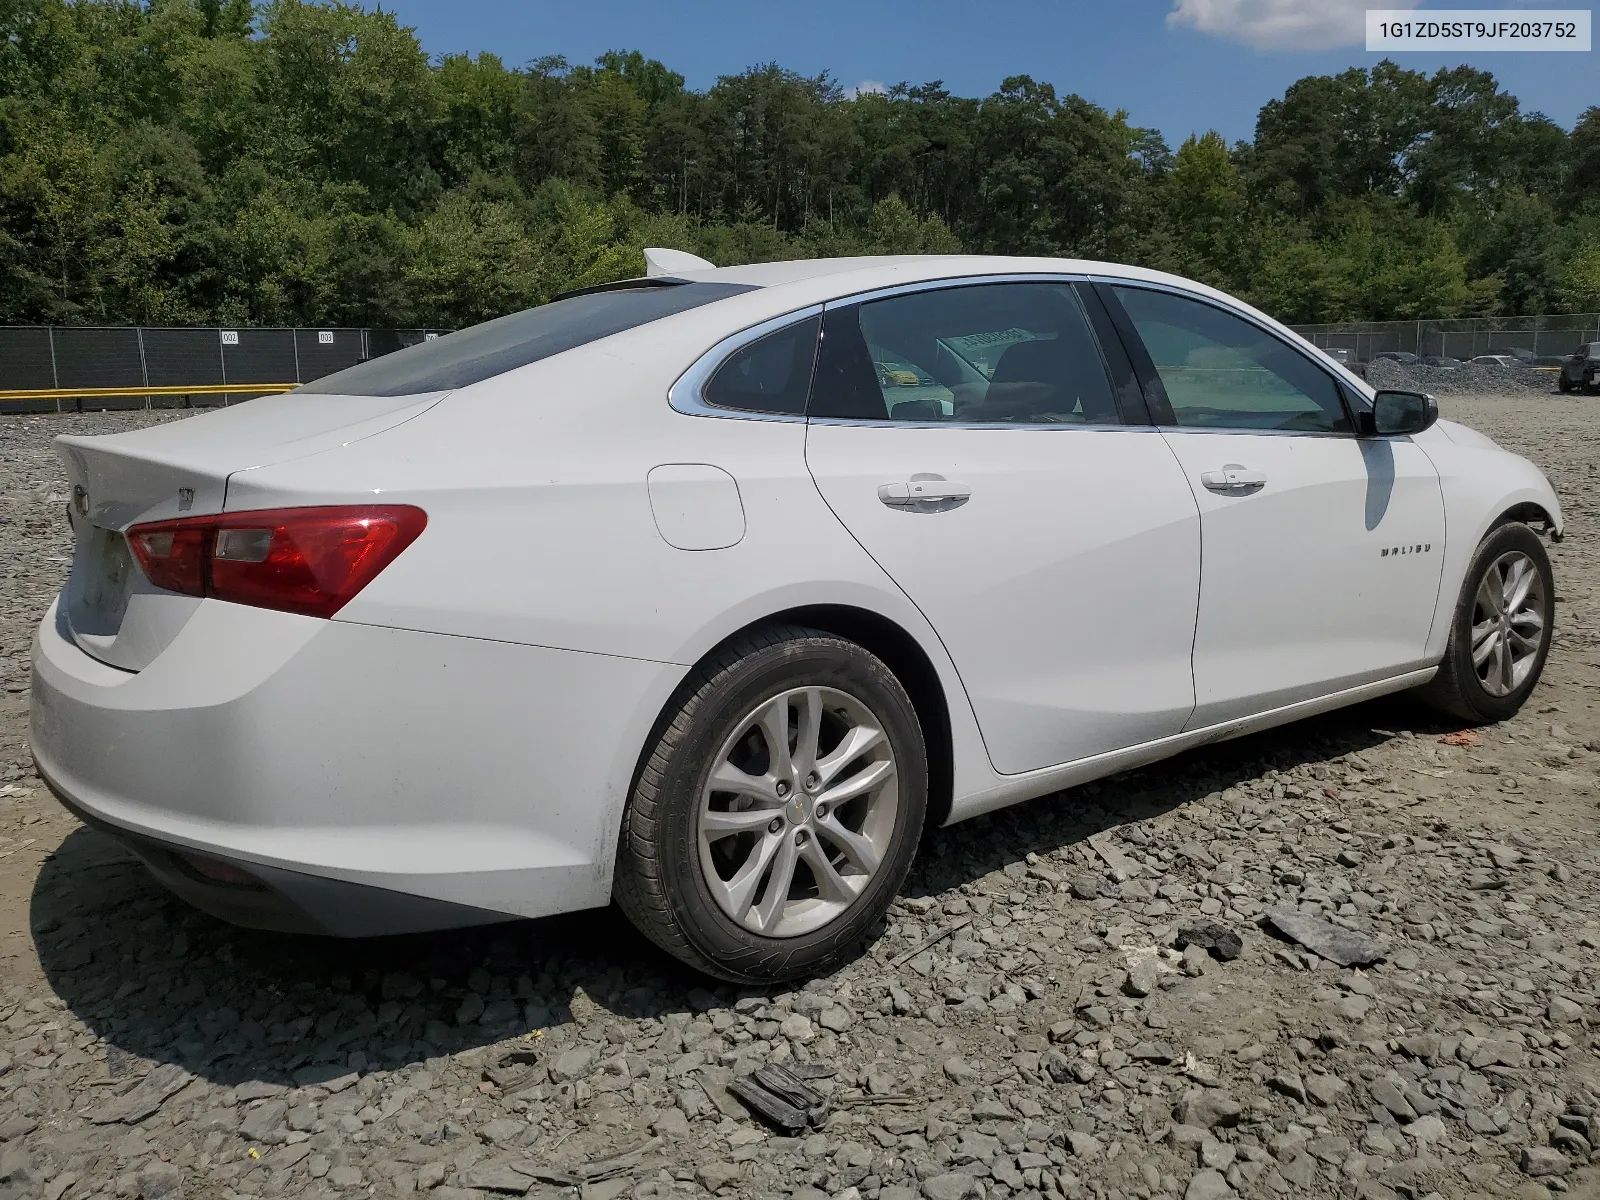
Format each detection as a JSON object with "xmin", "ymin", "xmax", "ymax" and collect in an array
[
  {"xmin": 0, "ymin": 383, "xmax": 298, "ymax": 402},
  {"xmin": 0, "ymin": 366, "xmax": 1569, "ymax": 404}
]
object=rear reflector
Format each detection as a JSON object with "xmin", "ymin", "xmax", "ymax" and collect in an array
[
  {"xmin": 127, "ymin": 505, "xmax": 427, "ymax": 619},
  {"xmin": 174, "ymin": 852, "xmax": 264, "ymax": 889}
]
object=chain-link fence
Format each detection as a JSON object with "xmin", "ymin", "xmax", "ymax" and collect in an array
[
  {"xmin": 0, "ymin": 325, "xmax": 450, "ymax": 412},
  {"xmin": 1289, "ymin": 314, "xmax": 1600, "ymax": 365},
  {"xmin": 8, "ymin": 313, "xmax": 1599, "ymax": 413}
]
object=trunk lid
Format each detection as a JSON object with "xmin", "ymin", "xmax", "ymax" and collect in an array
[{"xmin": 54, "ymin": 391, "xmax": 443, "ymax": 671}]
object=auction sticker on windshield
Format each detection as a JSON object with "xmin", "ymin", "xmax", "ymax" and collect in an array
[{"xmin": 1367, "ymin": 9, "xmax": 1591, "ymax": 50}]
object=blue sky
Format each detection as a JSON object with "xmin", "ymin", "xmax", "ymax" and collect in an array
[{"xmin": 376, "ymin": 0, "xmax": 1597, "ymax": 144}]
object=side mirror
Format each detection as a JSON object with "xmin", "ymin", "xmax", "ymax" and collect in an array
[{"xmin": 1362, "ymin": 389, "xmax": 1438, "ymax": 437}]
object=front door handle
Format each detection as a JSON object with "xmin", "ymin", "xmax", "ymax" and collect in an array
[
  {"xmin": 1200, "ymin": 466, "xmax": 1266, "ymax": 494},
  {"xmin": 878, "ymin": 479, "xmax": 972, "ymax": 508}
]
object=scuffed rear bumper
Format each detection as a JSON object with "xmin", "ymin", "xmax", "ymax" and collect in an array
[
  {"xmin": 40, "ymin": 775, "xmax": 508, "ymax": 936},
  {"xmin": 30, "ymin": 597, "xmax": 681, "ymax": 935}
]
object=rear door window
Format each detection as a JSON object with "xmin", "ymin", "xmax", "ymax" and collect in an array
[
  {"xmin": 297, "ymin": 282, "xmax": 758, "ymax": 397},
  {"xmin": 809, "ymin": 282, "xmax": 1122, "ymax": 425}
]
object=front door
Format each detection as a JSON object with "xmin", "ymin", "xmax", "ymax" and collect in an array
[
  {"xmin": 1105, "ymin": 283, "xmax": 1446, "ymax": 728},
  {"xmin": 803, "ymin": 279, "xmax": 1202, "ymax": 775}
]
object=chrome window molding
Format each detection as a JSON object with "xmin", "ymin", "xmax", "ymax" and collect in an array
[
  {"xmin": 1089, "ymin": 273, "xmax": 1369, "ymax": 436},
  {"xmin": 667, "ymin": 303, "xmax": 823, "ymax": 423},
  {"xmin": 1157, "ymin": 426, "xmax": 1364, "ymax": 440},
  {"xmin": 806, "ymin": 417, "xmax": 1148, "ymax": 434},
  {"xmin": 819, "ymin": 272, "xmax": 1093, "ymax": 310}
]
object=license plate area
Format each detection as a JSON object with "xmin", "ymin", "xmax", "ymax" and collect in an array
[{"xmin": 66, "ymin": 524, "xmax": 135, "ymax": 637}]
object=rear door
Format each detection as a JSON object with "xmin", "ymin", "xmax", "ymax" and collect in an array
[
  {"xmin": 803, "ymin": 279, "xmax": 1201, "ymax": 776},
  {"xmin": 1102, "ymin": 282, "xmax": 1445, "ymax": 727}
]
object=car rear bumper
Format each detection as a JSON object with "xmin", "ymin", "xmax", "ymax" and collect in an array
[
  {"xmin": 39, "ymin": 772, "xmax": 510, "ymax": 936},
  {"xmin": 30, "ymin": 596, "xmax": 681, "ymax": 935}
]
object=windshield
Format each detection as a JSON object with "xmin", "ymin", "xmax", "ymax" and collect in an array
[{"xmin": 297, "ymin": 281, "xmax": 758, "ymax": 397}]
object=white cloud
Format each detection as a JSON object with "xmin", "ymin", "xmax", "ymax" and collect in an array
[
  {"xmin": 1166, "ymin": 0, "xmax": 1422, "ymax": 50},
  {"xmin": 847, "ymin": 79, "xmax": 888, "ymax": 100}
]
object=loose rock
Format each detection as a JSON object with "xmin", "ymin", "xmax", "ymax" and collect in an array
[{"xmin": 1262, "ymin": 907, "xmax": 1386, "ymax": 967}]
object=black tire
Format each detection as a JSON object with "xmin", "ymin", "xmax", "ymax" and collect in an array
[
  {"xmin": 613, "ymin": 625, "xmax": 927, "ymax": 983},
  {"xmin": 1557, "ymin": 373, "xmax": 1573, "ymax": 394},
  {"xmin": 1416, "ymin": 522, "xmax": 1554, "ymax": 723}
]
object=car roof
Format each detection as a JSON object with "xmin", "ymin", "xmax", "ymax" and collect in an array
[{"xmin": 665, "ymin": 254, "xmax": 1240, "ymax": 299}]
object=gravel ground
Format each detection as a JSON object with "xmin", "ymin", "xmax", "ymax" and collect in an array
[
  {"xmin": 0, "ymin": 396, "xmax": 1598, "ymax": 1200},
  {"xmin": 1356, "ymin": 364, "xmax": 1555, "ymax": 401},
  {"xmin": 1363, "ymin": 363, "xmax": 1561, "ymax": 397}
]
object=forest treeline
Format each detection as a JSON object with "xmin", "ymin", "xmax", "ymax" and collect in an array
[{"xmin": 2, "ymin": 0, "xmax": 1598, "ymax": 330}]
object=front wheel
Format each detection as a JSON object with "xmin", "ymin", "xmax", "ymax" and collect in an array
[
  {"xmin": 1557, "ymin": 373, "xmax": 1574, "ymax": 394},
  {"xmin": 1417, "ymin": 523, "xmax": 1554, "ymax": 723},
  {"xmin": 613, "ymin": 626, "xmax": 927, "ymax": 983}
]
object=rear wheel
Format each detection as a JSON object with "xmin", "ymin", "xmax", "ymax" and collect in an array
[
  {"xmin": 614, "ymin": 626, "xmax": 927, "ymax": 983},
  {"xmin": 1417, "ymin": 523, "xmax": 1554, "ymax": 723}
]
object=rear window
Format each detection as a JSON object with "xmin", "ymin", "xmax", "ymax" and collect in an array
[{"xmin": 297, "ymin": 282, "xmax": 758, "ymax": 397}]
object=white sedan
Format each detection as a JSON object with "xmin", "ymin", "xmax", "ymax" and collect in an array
[{"xmin": 31, "ymin": 254, "xmax": 1562, "ymax": 982}]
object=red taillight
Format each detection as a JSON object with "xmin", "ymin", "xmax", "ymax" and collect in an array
[
  {"xmin": 127, "ymin": 525, "xmax": 208, "ymax": 596},
  {"xmin": 126, "ymin": 505, "xmax": 427, "ymax": 619}
]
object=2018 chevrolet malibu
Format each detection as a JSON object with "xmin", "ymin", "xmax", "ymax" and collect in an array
[{"xmin": 31, "ymin": 253, "xmax": 1562, "ymax": 982}]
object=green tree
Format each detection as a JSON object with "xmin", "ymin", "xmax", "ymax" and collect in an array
[
  {"xmin": 0, "ymin": 0, "xmax": 1594, "ymax": 329},
  {"xmin": 1566, "ymin": 108, "xmax": 1600, "ymax": 213},
  {"xmin": 258, "ymin": 0, "xmax": 439, "ymax": 213},
  {"xmin": 1249, "ymin": 63, "xmax": 1428, "ymax": 213},
  {"xmin": 1163, "ymin": 131, "xmax": 1242, "ymax": 284},
  {"xmin": 863, "ymin": 194, "xmax": 960, "ymax": 254},
  {"xmin": 402, "ymin": 186, "xmax": 542, "ymax": 326}
]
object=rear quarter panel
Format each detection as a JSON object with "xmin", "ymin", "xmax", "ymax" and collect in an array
[{"xmin": 223, "ymin": 299, "xmax": 995, "ymax": 843}]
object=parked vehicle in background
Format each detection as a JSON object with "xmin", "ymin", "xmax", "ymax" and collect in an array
[
  {"xmin": 1318, "ymin": 347, "xmax": 1367, "ymax": 378},
  {"xmin": 1373, "ymin": 351, "xmax": 1420, "ymax": 365},
  {"xmin": 30, "ymin": 253, "xmax": 1563, "ymax": 982},
  {"xmin": 1422, "ymin": 356, "xmax": 1463, "ymax": 369},
  {"xmin": 1559, "ymin": 342, "xmax": 1600, "ymax": 393},
  {"xmin": 1471, "ymin": 355, "xmax": 1527, "ymax": 368},
  {"xmin": 874, "ymin": 361, "xmax": 922, "ymax": 387}
]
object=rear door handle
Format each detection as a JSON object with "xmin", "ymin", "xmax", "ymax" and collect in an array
[
  {"xmin": 1200, "ymin": 466, "xmax": 1266, "ymax": 493},
  {"xmin": 878, "ymin": 480, "xmax": 972, "ymax": 507}
]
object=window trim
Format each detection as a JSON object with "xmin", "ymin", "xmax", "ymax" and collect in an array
[
  {"xmin": 666, "ymin": 270, "xmax": 1362, "ymax": 434},
  {"xmin": 1093, "ymin": 277, "xmax": 1364, "ymax": 438},
  {"xmin": 808, "ymin": 273, "xmax": 1140, "ymax": 432},
  {"xmin": 668, "ymin": 304, "xmax": 824, "ymax": 423},
  {"xmin": 821, "ymin": 271, "xmax": 1092, "ymax": 309},
  {"xmin": 1074, "ymin": 282, "xmax": 1153, "ymax": 426}
]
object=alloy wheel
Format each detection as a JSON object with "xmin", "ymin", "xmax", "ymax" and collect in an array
[
  {"xmin": 696, "ymin": 686, "xmax": 899, "ymax": 938},
  {"xmin": 1470, "ymin": 550, "xmax": 1546, "ymax": 697}
]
